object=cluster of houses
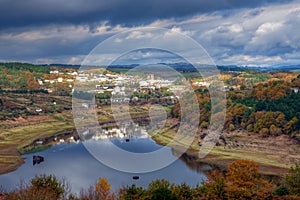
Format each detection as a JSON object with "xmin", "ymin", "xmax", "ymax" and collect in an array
[
  {"xmin": 75, "ymin": 71, "xmax": 177, "ymax": 94},
  {"xmin": 36, "ymin": 67, "xmax": 185, "ymax": 96},
  {"xmin": 36, "ymin": 69, "xmax": 79, "ymax": 93},
  {"xmin": 192, "ymin": 81, "xmax": 210, "ymax": 87},
  {"xmin": 192, "ymin": 80, "xmax": 241, "ymax": 91}
]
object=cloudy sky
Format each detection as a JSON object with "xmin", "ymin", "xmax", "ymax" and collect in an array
[{"xmin": 1, "ymin": 0, "xmax": 300, "ymax": 66}]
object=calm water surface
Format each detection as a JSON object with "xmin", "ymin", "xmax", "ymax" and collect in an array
[{"xmin": 0, "ymin": 125, "xmax": 210, "ymax": 193}]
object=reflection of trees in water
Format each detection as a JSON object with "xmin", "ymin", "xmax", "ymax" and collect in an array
[{"xmin": 171, "ymin": 148, "xmax": 211, "ymax": 174}]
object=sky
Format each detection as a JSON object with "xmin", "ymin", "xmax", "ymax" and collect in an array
[{"xmin": 1, "ymin": 0, "xmax": 300, "ymax": 66}]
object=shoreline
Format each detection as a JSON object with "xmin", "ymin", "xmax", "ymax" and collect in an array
[
  {"xmin": 152, "ymin": 128, "xmax": 298, "ymax": 177},
  {"xmin": 0, "ymin": 115, "xmax": 298, "ymax": 177}
]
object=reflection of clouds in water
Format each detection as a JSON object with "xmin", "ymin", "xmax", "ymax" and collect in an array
[
  {"xmin": 82, "ymin": 123, "xmax": 150, "ymax": 141},
  {"xmin": 0, "ymin": 141, "xmax": 208, "ymax": 193},
  {"xmin": 85, "ymin": 136, "xmax": 162, "ymax": 154},
  {"xmin": 84, "ymin": 133, "xmax": 176, "ymax": 173}
]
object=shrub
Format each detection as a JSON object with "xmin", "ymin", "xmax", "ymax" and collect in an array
[{"xmin": 283, "ymin": 164, "xmax": 300, "ymax": 196}]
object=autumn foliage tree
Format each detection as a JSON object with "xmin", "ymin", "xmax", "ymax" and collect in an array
[
  {"xmin": 225, "ymin": 160, "xmax": 273, "ymax": 199},
  {"xmin": 78, "ymin": 178, "xmax": 115, "ymax": 200},
  {"xmin": 6, "ymin": 174, "xmax": 67, "ymax": 200},
  {"xmin": 95, "ymin": 178, "xmax": 115, "ymax": 200},
  {"xmin": 203, "ymin": 169, "xmax": 226, "ymax": 199},
  {"xmin": 5, "ymin": 161, "xmax": 300, "ymax": 199}
]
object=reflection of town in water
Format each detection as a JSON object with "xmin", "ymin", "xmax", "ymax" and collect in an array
[{"xmin": 81, "ymin": 122, "xmax": 150, "ymax": 141}]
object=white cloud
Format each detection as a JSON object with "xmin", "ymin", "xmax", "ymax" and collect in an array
[
  {"xmin": 256, "ymin": 22, "xmax": 283, "ymax": 34},
  {"xmin": 125, "ymin": 31, "xmax": 153, "ymax": 40},
  {"xmin": 168, "ymin": 27, "xmax": 195, "ymax": 36},
  {"xmin": 222, "ymin": 54, "xmax": 283, "ymax": 66},
  {"xmin": 228, "ymin": 24, "xmax": 244, "ymax": 33}
]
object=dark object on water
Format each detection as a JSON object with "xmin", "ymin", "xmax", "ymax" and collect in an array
[
  {"xmin": 125, "ymin": 139, "xmax": 130, "ymax": 142},
  {"xmin": 33, "ymin": 155, "xmax": 44, "ymax": 165},
  {"xmin": 132, "ymin": 176, "xmax": 139, "ymax": 180}
]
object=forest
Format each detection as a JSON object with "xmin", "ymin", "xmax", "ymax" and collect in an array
[
  {"xmin": 172, "ymin": 73, "xmax": 300, "ymax": 138},
  {"xmin": 1, "ymin": 63, "xmax": 300, "ymax": 137}
]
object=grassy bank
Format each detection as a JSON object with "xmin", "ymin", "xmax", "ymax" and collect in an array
[
  {"xmin": 0, "ymin": 105, "xmax": 152, "ymax": 174},
  {"xmin": 0, "ymin": 107, "xmax": 298, "ymax": 177},
  {"xmin": 0, "ymin": 112, "xmax": 74, "ymax": 174},
  {"xmin": 152, "ymin": 125, "xmax": 298, "ymax": 176}
]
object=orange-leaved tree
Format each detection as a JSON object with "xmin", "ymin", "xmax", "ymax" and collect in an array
[
  {"xmin": 203, "ymin": 169, "xmax": 226, "ymax": 199},
  {"xmin": 95, "ymin": 178, "xmax": 115, "ymax": 200},
  {"xmin": 225, "ymin": 160, "xmax": 273, "ymax": 199}
]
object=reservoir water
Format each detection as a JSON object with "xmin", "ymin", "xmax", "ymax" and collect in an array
[{"xmin": 0, "ymin": 124, "xmax": 210, "ymax": 193}]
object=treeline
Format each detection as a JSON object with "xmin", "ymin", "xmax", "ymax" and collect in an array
[
  {"xmin": 2, "ymin": 160, "xmax": 300, "ymax": 200},
  {"xmin": 235, "ymin": 92, "xmax": 300, "ymax": 127},
  {"xmin": 0, "ymin": 63, "xmax": 49, "ymax": 90},
  {"xmin": 172, "ymin": 78, "xmax": 300, "ymax": 136},
  {"xmin": 0, "ymin": 89, "xmax": 49, "ymax": 94},
  {"xmin": 0, "ymin": 62, "xmax": 49, "ymax": 74},
  {"xmin": 250, "ymin": 79, "xmax": 292, "ymax": 100},
  {"xmin": 226, "ymin": 81, "xmax": 300, "ymax": 135},
  {"xmin": 226, "ymin": 72, "xmax": 271, "ymax": 86}
]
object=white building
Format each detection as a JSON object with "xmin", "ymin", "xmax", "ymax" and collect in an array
[
  {"xmin": 66, "ymin": 79, "xmax": 74, "ymax": 82},
  {"xmin": 76, "ymin": 76, "xmax": 88, "ymax": 82},
  {"xmin": 50, "ymin": 70, "xmax": 59, "ymax": 74},
  {"xmin": 37, "ymin": 79, "xmax": 43, "ymax": 85},
  {"xmin": 194, "ymin": 81, "xmax": 210, "ymax": 87}
]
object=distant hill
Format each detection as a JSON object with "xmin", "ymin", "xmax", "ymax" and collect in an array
[
  {"xmin": 2, "ymin": 62, "xmax": 300, "ymax": 72},
  {"xmin": 241, "ymin": 65, "xmax": 300, "ymax": 72},
  {"xmin": 41, "ymin": 64, "xmax": 81, "ymax": 69}
]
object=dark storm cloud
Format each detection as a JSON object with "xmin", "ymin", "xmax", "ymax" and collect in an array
[{"xmin": 0, "ymin": 0, "xmax": 292, "ymax": 29}]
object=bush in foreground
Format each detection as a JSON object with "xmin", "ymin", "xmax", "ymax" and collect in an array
[{"xmin": 2, "ymin": 161, "xmax": 300, "ymax": 200}]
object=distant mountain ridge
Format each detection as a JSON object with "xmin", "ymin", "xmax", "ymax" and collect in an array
[{"xmin": 2, "ymin": 62, "xmax": 300, "ymax": 72}]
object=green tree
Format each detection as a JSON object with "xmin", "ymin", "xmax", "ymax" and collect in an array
[
  {"xmin": 148, "ymin": 179, "xmax": 177, "ymax": 200},
  {"xmin": 285, "ymin": 117, "xmax": 298, "ymax": 135},
  {"xmin": 269, "ymin": 124, "xmax": 282, "ymax": 136},
  {"xmin": 30, "ymin": 174, "xmax": 65, "ymax": 199},
  {"xmin": 151, "ymin": 188, "xmax": 177, "ymax": 200},
  {"xmin": 229, "ymin": 124, "xmax": 235, "ymax": 131},
  {"xmin": 283, "ymin": 164, "xmax": 300, "ymax": 195},
  {"xmin": 259, "ymin": 127, "xmax": 269, "ymax": 137},
  {"xmin": 171, "ymin": 183, "xmax": 192, "ymax": 200},
  {"xmin": 119, "ymin": 184, "xmax": 145, "ymax": 200}
]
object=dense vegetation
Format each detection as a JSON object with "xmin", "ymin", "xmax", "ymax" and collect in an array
[
  {"xmin": 2, "ymin": 160, "xmax": 300, "ymax": 200},
  {"xmin": 0, "ymin": 62, "xmax": 73, "ymax": 96},
  {"xmin": 1, "ymin": 63, "xmax": 300, "ymax": 136},
  {"xmin": 0, "ymin": 63, "xmax": 49, "ymax": 90},
  {"xmin": 172, "ymin": 74, "xmax": 300, "ymax": 137},
  {"xmin": 1, "ymin": 64, "xmax": 300, "ymax": 199}
]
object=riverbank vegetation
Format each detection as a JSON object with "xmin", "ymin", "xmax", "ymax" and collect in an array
[
  {"xmin": 1, "ymin": 160, "xmax": 300, "ymax": 199},
  {"xmin": 1, "ymin": 63, "xmax": 300, "ymax": 177}
]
